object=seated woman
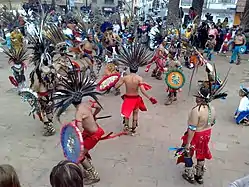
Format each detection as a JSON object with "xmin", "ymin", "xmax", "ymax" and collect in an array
[{"xmin": 234, "ymin": 86, "xmax": 249, "ymax": 125}]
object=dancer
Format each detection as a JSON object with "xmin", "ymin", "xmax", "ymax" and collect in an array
[
  {"xmin": 3, "ymin": 46, "xmax": 28, "ymax": 92},
  {"xmin": 234, "ymin": 86, "xmax": 249, "ymax": 125},
  {"xmin": 53, "ymin": 69, "xmax": 104, "ymax": 185},
  {"xmin": 164, "ymin": 53, "xmax": 183, "ymax": 105},
  {"xmin": 116, "ymin": 44, "xmax": 157, "ymax": 134},
  {"xmin": 177, "ymin": 65, "xmax": 229, "ymax": 184},
  {"xmin": 79, "ymin": 32, "xmax": 98, "ymax": 77},
  {"xmin": 28, "ymin": 26, "xmax": 59, "ymax": 136},
  {"xmin": 101, "ymin": 22, "xmax": 121, "ymax": 56},
  {"xmin": 145, "ymin": 39, "xmax": 168, "ymax": 80}
]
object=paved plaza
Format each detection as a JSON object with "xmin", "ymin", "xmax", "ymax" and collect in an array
[{"xmin": 0, "ymin": 52, "xmax": 249, "ymax": 187}]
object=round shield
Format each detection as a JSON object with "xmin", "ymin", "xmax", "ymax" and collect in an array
[
  {"xmin": 97, "ymin": 73, "xmax": 121, "ymax": 91},
  {"xmin": 9, "ymin": 76, "xmax": 18, "ymax": 87},
  {"xmin": 61, "ymin": 122, "xmax": 84, "ymax": 163},
  {"xmin": 239, "ymin": 45, "xmax": 246, "ymax": 54},
  {"xmin": 165, "ymin": 69, "xmax": 185, "ymax": 89}
]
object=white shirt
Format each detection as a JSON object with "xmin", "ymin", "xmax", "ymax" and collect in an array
[
  {"xmin": 113, "ymin": 24, "xmax": 120, "ymax": 34},
  {"xmin": 238, "ymin": 96, "xmax": 249, "ymax": 112}
]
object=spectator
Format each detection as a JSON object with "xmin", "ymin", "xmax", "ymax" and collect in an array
[
  {"xmin": 0, "ymin": 164, "xmax": 21, "ymax": 187},
  {"xmin": 189, "ymin": 7, "xmax": 197, "ymax": 21},
  {"xmin": 208, "ymin": 22, "xmax": 218, "ymax": 39},
  {"xmin": 50, "ymin": 160, "xmax": 84, "ymax": 187},
  {"xmin": 222, "ymin": 17, "xmax": 229, "ymax": 28}
]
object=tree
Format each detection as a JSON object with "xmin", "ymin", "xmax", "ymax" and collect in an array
[
  {"xmin": 241, "ymin": 0, "xmax": 249, "ymax": 31},
  {"xmin": 191, "ymin": 0, "xmax": 205, "ymax": 24},
  {"xmin": 166, "ymin": 0, "xmax": 180, "ymax": 28}
]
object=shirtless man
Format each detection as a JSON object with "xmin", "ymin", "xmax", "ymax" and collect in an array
[
  {"xmin": 115, "ymin": 44, "xmax": 157, "ymax": 134},
  {"xmin": 180, "ymin": 88, "xmax": 216, "ymax": 184},
  {"xmin": 75, "ymin": 100, "xmax": 103, "ymax": 185},
  {"xmin": 115, "ymin": 72, "xmax": 157, "ymax": 134},
  {"xmin": 177, "ymin": 72, "xmax": 228, "ymax": 184},
  {"xmin": 53, "ymin": 70, "xmax": 104, "ymax": 185},
  {"xmin": 145, "ymin": 40, "xmax": 168, "ymax": 80},
  {"xmin": 102, "ymin": 27, "xmax": 121, "ymax": 57},
  {"xmin": 230, "ymin": 29, "xmax": 246, "ymax": 65},
  {"xmin": 79, "ymin": 33, "xmax": 97, "ymax": 77}
]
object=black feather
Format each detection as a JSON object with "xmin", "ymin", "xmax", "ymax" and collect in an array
[
  {"xmin": 118, "ymin": 43, "xmax": 152, "ymax": 72},
  {"xmin": 53, "ymin": 69, "xmax": 103, "ymax": 120}
]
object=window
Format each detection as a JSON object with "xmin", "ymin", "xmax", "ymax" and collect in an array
[
  {"xmin": 105, "ymin": 0, "xmax": 114, "ymax": 4},
  {"xmin": 217, "ymin": 0, "xmax": 236, "ymax": 3},
  {"xmin": 92, "ymin": 0, "xmax": 97, "ymax": 3}
]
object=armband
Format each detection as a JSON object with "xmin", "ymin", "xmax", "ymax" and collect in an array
[{"xmin": 188, "ymin": 125, "xmax": 197, "ymax": 131}]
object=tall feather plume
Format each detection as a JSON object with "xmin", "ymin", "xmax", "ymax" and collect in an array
[
  {"xmin": 194, "ymin": 64, "xmax": 230, "ymax": 102},
  {"xmin": 188, "ymin": 47, "xmax": 207, "ymax": 94},
  {"xmin": 53, "ymin": 69, "xmax": 103, "ymax": 122},
  {"xmin": 118, "ymin": 43, "xmax": 152, "ymax": 72},
  {"xmin": 74, "ymin": 11, "xmax": 88, "ymax": 33},
  {"xmin": 44, "ymin": 24, "xmax": 65, "ymax": 46},
  {"xmin": 3, "ymin": 46, "xmax": 28, "ymax": 65}
]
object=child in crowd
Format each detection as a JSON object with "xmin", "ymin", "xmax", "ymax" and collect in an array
[{"xmin": 204, "ymin": 35, "xmax": 216, "ymax": 60}]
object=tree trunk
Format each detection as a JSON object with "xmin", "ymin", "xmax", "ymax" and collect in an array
[
  {"xmin": 192, "ymin": 0, "xmax": 204, "ymax": 24},
  {"xmin": 166, "ymin": 0, "xmax": 180, "ymax": 28},
  {"xmin": 241, "ymin": 0, "xmax": 249, "ymax": 31}
]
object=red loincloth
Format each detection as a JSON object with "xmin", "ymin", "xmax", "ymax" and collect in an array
[
  {"xmin": 177, "ymin": 128, "xmax": 212, "ymax": 164},
  {"xmin": 121, "ymin": 95, "xmax": 147, "ymax": 118},
  {"xmin": 82, "ymin": 126, "xmax": 105, "ymax": 151}
]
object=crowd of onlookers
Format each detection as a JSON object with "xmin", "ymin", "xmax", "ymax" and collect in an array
[
  {"xmin": 0, "ymin": 162, "xmax": 84, "ymax": 187},
  {"xmin": 0, "ymin": 162, "xmax": 248, "ymax": 187}
]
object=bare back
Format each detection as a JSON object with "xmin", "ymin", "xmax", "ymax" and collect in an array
[
  {"xmin": 188, "ymin": 104, "xmax": 216, "ymax": 132},
  {"xmin": 75, "ymin": 102, "xmax": 98, "ymax": 133},
  {"xmin": 123, "ymin": 74, "xmax": 142, "ymax": 95}
]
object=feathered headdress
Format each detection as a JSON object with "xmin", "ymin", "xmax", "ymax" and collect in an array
[
  {"xmin": 3, "ymin": 46, "xmax": 28, "ymax": 65},
  {"xmin": 74, "ymin": 11, "xmax": 88, "ymax": 33},
  {"xmin": 0, "ymin": 10, "xmax": 20, "ymax": 31},
  {"xmin": 44, "ymin": 25, "xmax": 66, "ymax": 53},
  {"xmin": 194, "ymin": 64, "xmax": 230, "ymax": 103},
  {"xmin": 188, "ymin": 47, "xmax": 208, "ymax": 94},
  {"xmin": 53, "ymin": 69, "xmax": 103, "ymax": 122},
  {"xmin": 118, "ymin": 43, "xmax": 152, "ymax": 72},
  {"xmin": 100, "ymin": 21, "xmax": 113, "ymax": 33},
  {"xmin": 27, "ymin": 5, "xmax": 53, "ymax": 68}
]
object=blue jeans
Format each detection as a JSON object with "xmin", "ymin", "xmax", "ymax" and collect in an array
[
  {"xmin": 230, "ymin": 45, "xmax": 246, "ymax": 63},
  {"xmin": 204, "ymin": 48, "xmax": 213, "ymax": 60}
]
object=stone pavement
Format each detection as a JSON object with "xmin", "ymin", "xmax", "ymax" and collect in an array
[{"xmin": 0, "ymin": 52, "xmax": 249, "ymax": 187}]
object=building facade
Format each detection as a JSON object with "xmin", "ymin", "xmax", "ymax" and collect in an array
[{"xmin": 180, "ymin": 0, "xmax": 237, "ymax": 25}]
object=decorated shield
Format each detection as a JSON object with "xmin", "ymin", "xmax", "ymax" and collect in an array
[
  {"xmin": 165, "ymin": 69, "xmax": 185, "ymax": 89},
  {"xmin": 61, "ymin": 122, "xmax": 84, "ymax": 163},
  {"xmin": 9, "ymin": 76, "xmax": 18, "ymax": 87},
  {"xmin": 97, "ymin": 73, "xmax": 121, "ymax": 91},
  {"xmin": 239, "ymin": 45, "xmax": 246, "ymax": 54}
]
